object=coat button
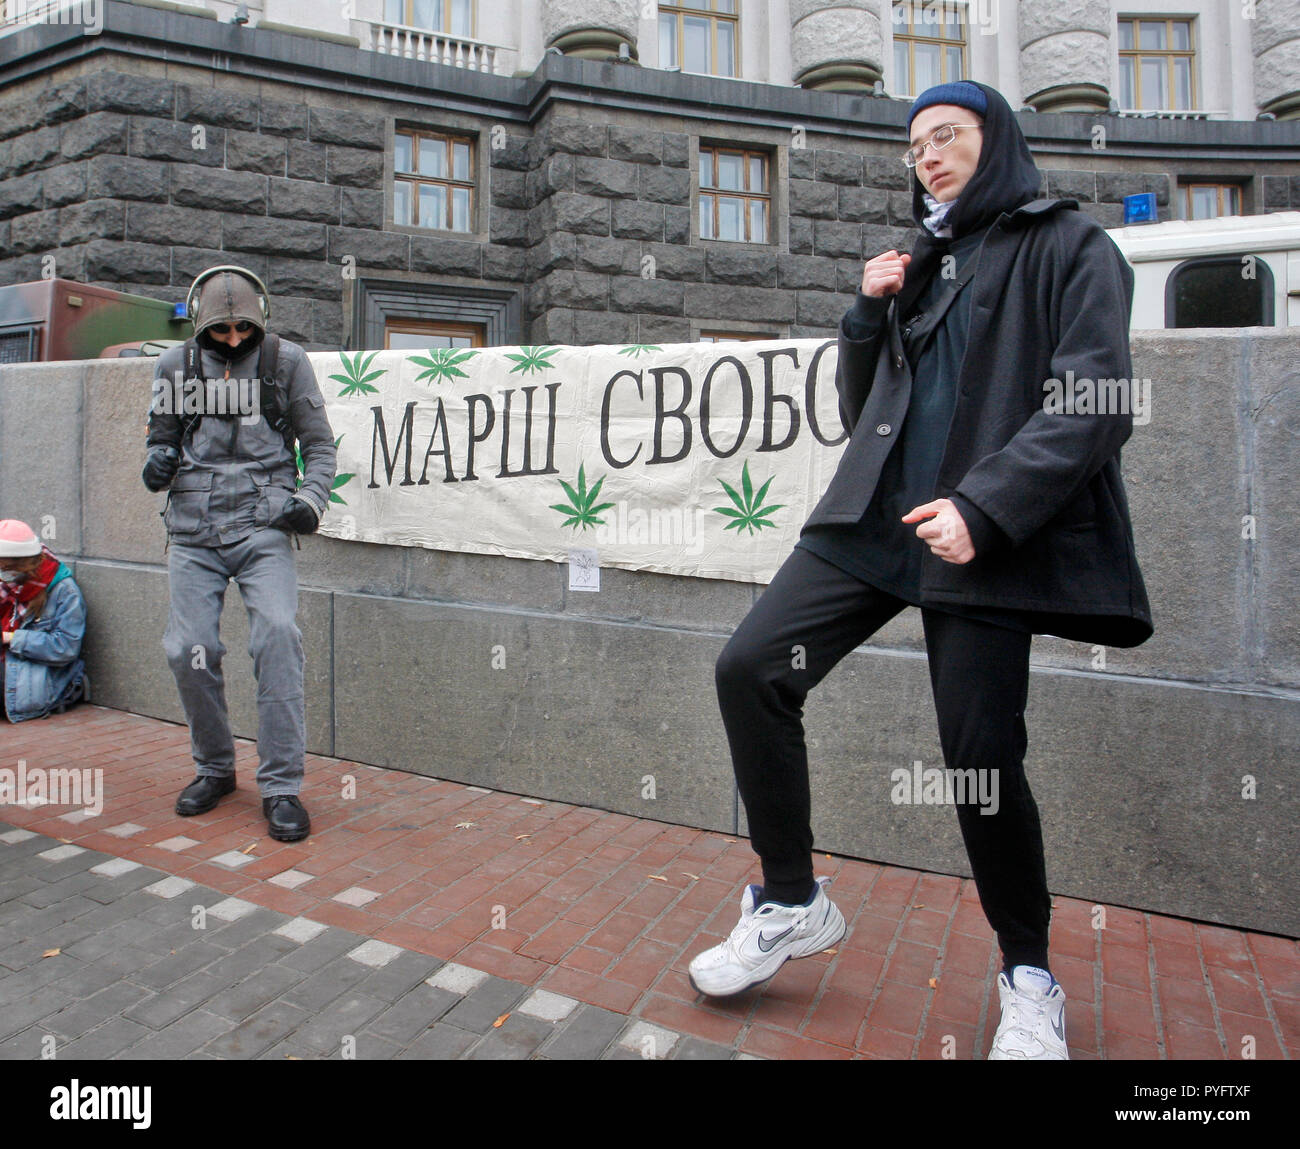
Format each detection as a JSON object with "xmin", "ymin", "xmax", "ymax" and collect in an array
[
  {"xmin": 894, "ymin": 355, "xmax": 904, "ymax": 368},
  {"xmin": 876, "ymin": 423, "xmax": 892, "ymax": 436}
]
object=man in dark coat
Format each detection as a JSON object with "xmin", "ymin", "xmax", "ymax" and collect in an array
[{"xmin": 688, "ymin": 82, "xmax": 1151, "ymax": 1060}]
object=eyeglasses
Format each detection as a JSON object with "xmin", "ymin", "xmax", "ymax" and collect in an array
[
  {"xmin": 209, "ymin": 321, "xmax": 255, "ymax": 336},
  {"xmin": 902, "ymin": 123, "xmax": 981, "ymax": 169}
]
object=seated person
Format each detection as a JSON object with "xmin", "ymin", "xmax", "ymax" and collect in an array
[{"xmin": 1, "ymin": 520, "xmax": 87, "ymax": 723}]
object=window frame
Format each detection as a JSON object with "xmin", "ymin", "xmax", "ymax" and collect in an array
[
  {"xmin": 1118, "ymin": 16, "xmax": 1198, "ymax": 111},
  {"xmin": 659, "ymin": 1, "xmax": 740, "ymax": 78},
  {"xmin": 351, "ymin": 280, "xmax": 520, "ymax": 352},
  {"xmin": 1182, "ymin": 182, "xmax": 1243, "ymax": 220},
  {"xmin": 890, "ymin": 0, "xmax": 967, "ymax": 99},
  {"xmin": 384, "ymin": 0, "xmax": 476, "ymax": 36},
  {"xmin": 393, "ymin": 128, "xmax": 477, "ymax": 234},
  {"xmin": 384, "ymin": 319, "xmax": 485, "ymax": 349},
  {"xmin": 698, "ymin": 145, "xmax": 772, "ymax": 245}
]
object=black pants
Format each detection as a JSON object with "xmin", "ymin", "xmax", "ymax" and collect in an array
[{"xmin": 715, "ymin": 548, "xmax": 1051, "ymax": 971}]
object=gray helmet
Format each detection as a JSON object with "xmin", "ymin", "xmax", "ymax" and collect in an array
[{"xmin": 187, "ymin": 265, "xmax": 271, "ymax": 336}]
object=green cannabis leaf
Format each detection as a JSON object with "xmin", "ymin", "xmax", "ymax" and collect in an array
[
  {"xmin": 330, "ymin": 351, "xmax": 385, "ymax": 397},
  {"xmin": 616, "ymin": 344, "xmax": 663, "ymax": 357},
  {"xmin": 550, "ymin": 463, "xmax": 614, "ymax": 530},
  {"xmin": 714, "ymin": 460, "xmax": 784, "ymax": 535},
  {"xmin": 505, "ymin": 345, "xmax": 558, "ymax": 375},
  {"xmin": 409, "ymin": 347, "xmax": 477, "ymax": 385}
]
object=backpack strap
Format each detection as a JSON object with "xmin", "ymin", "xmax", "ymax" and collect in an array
[
  {"xmin": 180, "ymin": 337, "xmax": 203, "ymax": 444},
  {"xmin": 257, "ymin": 333, "xmax": 295, "ymax": 453}
]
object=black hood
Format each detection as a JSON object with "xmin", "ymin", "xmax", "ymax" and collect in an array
[
  {"xmin": 909, "ymin": 81, "xmax": 1042, "ymax": 238},
  {"xmin": 895, "ymin": 83, "xmax": 1043, "ymax": 321}
]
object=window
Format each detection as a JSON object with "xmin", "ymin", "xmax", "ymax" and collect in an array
[
  {"xmin": 1168, "ymin": 257, "xmax": 1273, "ymax": 328},
  {"xmin": 385, "ymin": 320, "xmax": 483, "ymax": 349},
  {"xmin": 892, "ymin": 1, "xmax": 966, "ymax": 97},
  {"xmin": 659, "ymin": 2, "xmax": 737, "ymax": 77},
  {"xmin": 393, "ymin": 130, "xmax": 474, "ymax": 232},
  {"xmin": 384, "ymin": 0, "xmax": 473, "ymax": 35},
  {"xmin": 1184, "ymin": 183, "xmax": 1242, "ymax": 220},
  {"xmin": 353, "ymin": 281, "xmax": 519, "ymax": 351},
  {"xmin": 1118, "ymin": 17, "xmax": 1196, "ymax": 111},
  {"xmin": 699, "ymin": 331, "xmax": 776, "ymax": 342},
  {"xmin": 699, "ymin": 148, "xmax": 769, "ymax": 243}
]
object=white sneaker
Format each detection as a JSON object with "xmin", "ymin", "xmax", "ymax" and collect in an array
[
  {"xmin": 688, "ymin": 877, "xmax": 846, "ymax": 997},
  {"xmin": 988, "ymin": 965, "xmax": 1069, "ymax": 1060}
]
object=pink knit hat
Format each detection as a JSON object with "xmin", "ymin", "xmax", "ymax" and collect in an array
[{"xmin": 0, "ymin": 520, "xmax": 41, "ymax": 558}]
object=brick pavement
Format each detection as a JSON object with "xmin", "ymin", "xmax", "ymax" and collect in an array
[{"xmin": 2, "ymin": 706, "xmax": 1297, "ymax": 1061}]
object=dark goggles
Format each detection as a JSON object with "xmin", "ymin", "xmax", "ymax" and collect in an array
[{"xmin": 208, "ymin": 321, "xmax": 255, "ymax": 336}]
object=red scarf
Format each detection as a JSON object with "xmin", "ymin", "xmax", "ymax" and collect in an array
[{"xmin": 1, "ymin": 547, "xmax": 61, "ymax": 635}]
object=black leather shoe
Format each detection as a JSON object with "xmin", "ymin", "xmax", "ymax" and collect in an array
[
  {"xmin": 175, "ymin": 775, "xmax": 236, "ymax": 816},
  {"xmin": 263, "ymin": 795, "xmax": 310, "ymax": 842}
]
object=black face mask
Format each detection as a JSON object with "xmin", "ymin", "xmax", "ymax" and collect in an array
[{"xmin": 197, "ymin": 323, "xmax": 266, "ymax": 362}]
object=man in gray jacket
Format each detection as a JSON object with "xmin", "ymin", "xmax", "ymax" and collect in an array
[{"xmin": 143, "ymin": 265, "xmax": 336, "ymax": 841}]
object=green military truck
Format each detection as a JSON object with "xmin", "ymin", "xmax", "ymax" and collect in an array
[{"xmin": 0, "ymin": 279, "xmax": 191, "ymax": 362}]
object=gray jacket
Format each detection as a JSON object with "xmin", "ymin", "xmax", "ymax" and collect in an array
[{"xmin": 147, "ymin": 338, "xmax": 337, "ymax": 547}]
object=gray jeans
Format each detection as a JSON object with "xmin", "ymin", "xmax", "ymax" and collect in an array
[{"xmin": 162, "ymin": 528, "xmax": 305, "ymax": 796}]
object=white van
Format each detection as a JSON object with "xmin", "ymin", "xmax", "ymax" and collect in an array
[{"xmin": 1106, "ymin": 211, "xmax": 1300, "ymax": 330}]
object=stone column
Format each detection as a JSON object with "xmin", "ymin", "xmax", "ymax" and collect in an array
[
  {"xmin": 1019, "ymin": 0, "xmax": 1111, "ymax": 112},
  {"xmin": 1253, "ymin": 0, "xmax": 1300, "ymax": 119},
  {"xmin": 791, "ymin": 0, "xmax": 883, "ymax": 91},
  {"xmin": 542, "ymin": 0, "xmax": 640, "ymax": 62}
]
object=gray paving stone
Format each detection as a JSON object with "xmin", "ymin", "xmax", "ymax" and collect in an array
[
  {"xmin": 279, "ymin": 954, "xmax": 372, "ymax": 1011},
  {"xmin": 204, "ymin": 907, "xmax": 293, "ymax": 950},
  {"xmin": 116, "ymin": 1009, "xmax": 236, "ymax": 1060},
  {"xmin": 538, "ymin": 1003, "xmax": 627, "ymax": 1060},
  {"xmin": 275, "ymin": 927, "xmax": 360, "ymax": 972},
  {"xmin": 124, "ymin": 970, "xmax": 230, "ymax": 1028},
  {"xmin": 39, "ymin": 981, "xmax": 156, "ymax": 1040},
  {"xmin": 19, "ymin": 869, "xmax": 108, "ymax": 906},
  {"xmin": 204, "ymin": 963, "xmax": 306, "ymax": 1022},
  {"xmin": 466, "ymin": 1012, "xmax": 555, "ymax": 1060},
  {"xmin": 440, "ymin": 975, "xmax": 529, "ymax": 1034},
  {"xmin": 0, "ymin": 874, "xmax": 44, "ymax": 904},
  {"xmin": 80, "ymin": 865, "xmax": 162, "ymax": 902},
  {"xmin": 352, "ymin": 950, "xmax": 441, "ymax": 1002},
  {"xmin": 199, "ymin": 936, "xmax": 300, "ymax": 986},
  {"xmin": 358, "ymin": 986, "xmax": 459, "ymax": 1045},
  {"xmin": 200, "ymin": 1000, "xmax": 313, "ymax": 1059},
  {"xmin": 394, "ymin": 1022, "xmax": 478, "ymax": 1060},
  {"xmin": 57, "ymin": 1015, "xmax": 153, "ymax": 1059},
  {"xmin": 288, "ymin": 991, "xmax": 391, "ymax": 1053},
  {"xmin": 130, "ymin": 940, "xmax": 229, "ymax": 990},
  {"xmin": 60, "ymin": 915, "xmax": 157, "ymax": 960},
  {"xmin": 47, "ymin": 959, "xmax": 126, "ymax": 1001},
  {"xmin": 672, "ymin": 1035, "xmax": 736, "ymax": 1060},
  {"xmin": 0, "ymin": 991, "xmax": 76, "ymax": 1042},
  {"xmin": 0, "ymin": 958, "xmax": 83, "ymax": 1010}
]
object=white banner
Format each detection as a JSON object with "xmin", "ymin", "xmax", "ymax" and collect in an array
[{"xmin": 307, "ymin": 340, "xmax": 849, "ymax": 584}]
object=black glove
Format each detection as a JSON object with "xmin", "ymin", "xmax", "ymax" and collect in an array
[
  {"xmin": 142, "ymin": 446, "xmax": 180, "ymax": 492},
  {"xmin": 270, "ymin": 496, "xmax": 320, "ymax": 535}
]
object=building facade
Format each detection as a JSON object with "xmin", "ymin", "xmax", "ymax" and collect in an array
[{"xmin": 0, "ymin": 0, "xmax": 1297, "ymax": 351}]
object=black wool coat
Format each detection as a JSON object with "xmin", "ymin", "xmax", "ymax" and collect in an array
[{"xmin": 803, "ymin": 197, "xmax": 1153, "ymax": 648}]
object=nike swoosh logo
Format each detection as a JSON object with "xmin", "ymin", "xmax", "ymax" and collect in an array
[
  {"xmin": 1050, "ymin": 1012, "xmax": 1066, "ymax": 1041},
  {"xmin": 756, "ymin": 927, "xmax": 793, "ymax": 952}
]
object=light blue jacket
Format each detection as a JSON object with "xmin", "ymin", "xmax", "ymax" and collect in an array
[{"xmin": 3, "ymin": 569, "xmax": 86, "ymax": 723}]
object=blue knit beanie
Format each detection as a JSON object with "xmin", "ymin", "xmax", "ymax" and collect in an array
[{"xmin": 908, "ymin": 81, "xmax": 988, "ymax": 127}]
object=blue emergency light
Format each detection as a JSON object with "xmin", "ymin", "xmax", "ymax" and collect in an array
[
  {"xmin": 1123, "ymin": 193, "xmax": 1158, "ymax": 225},
  {"xmin": 171, "ymin": 301, "xmax": 190, "ymax": 321}
]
